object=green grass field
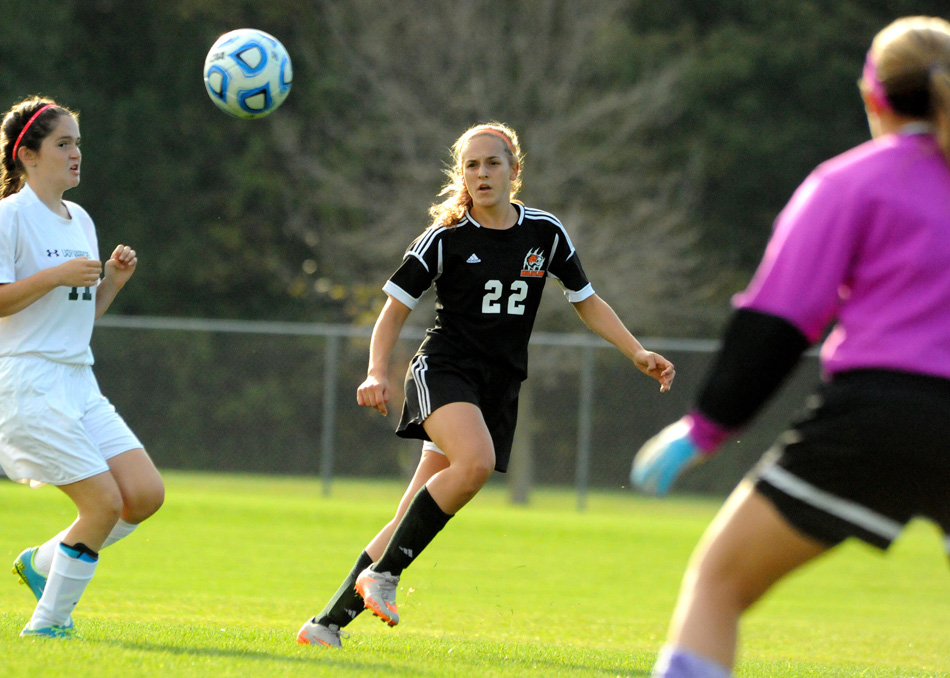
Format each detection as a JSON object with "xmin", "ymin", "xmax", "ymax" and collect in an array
[{"xmin": 1, "ymin": 471, "xmax": 947, "ymax": 677}]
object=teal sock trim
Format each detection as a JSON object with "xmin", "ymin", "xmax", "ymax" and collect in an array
[{"xmin": 59, "ymin": 543, "xmax": 98, "ymax": 563}]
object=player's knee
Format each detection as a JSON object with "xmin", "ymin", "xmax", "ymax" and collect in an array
[
  {"xmin": 456, "ymin": 455, "xmax": 494, "ymax": 492},
  {"xmin": 97, "ymin": 489, "xmax": 125, "ymax": 526},
  {"xmin": 690, "ymin": 557, "xmax": 763, "ymax": 614},
  {"xmin": 125, "ymin": 481, "xmax": 165, "ymax": 523}
]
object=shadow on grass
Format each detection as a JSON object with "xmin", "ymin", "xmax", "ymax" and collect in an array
[
  {"xmin": 357, "ymin": 634, "xmax": 654, "ymax": 678},
  {"xmin": 100, "ymin": 637, "xmax": 391, "ymax": 672},
  {"xmin": 99, "ymin": 636, "xmax": 652, "ymax": 677}
]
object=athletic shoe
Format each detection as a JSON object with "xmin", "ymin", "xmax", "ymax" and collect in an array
[
  {"xmin": 19, "ymin": 624, "xmax": 78, "ymax": 639},
  {"xmin": 12, "ymin": 547, "xmax": 46, "ymax": 600},
  {"xmin": 296, "ymin": 618, "xmax": 346, "ymax": 648},
  {"xmin": 354, "ymin": 568, "xmax": 400, "ymax": 627},
  {"xmin": 13, "ymin": 546, "xmax": 74, "ymax": 629}
]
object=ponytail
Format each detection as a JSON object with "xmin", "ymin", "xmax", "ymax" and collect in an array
[
  {"xmin": 869, "ymin": 17, "xmax": 950, "ymax": 163},
  {"xmin": 0, "ymin": 121, "xmax": 24, "ymax": 199},
  {"xmin": 929, "ymin": 63, "xmax": 950, "ymax": 164}
]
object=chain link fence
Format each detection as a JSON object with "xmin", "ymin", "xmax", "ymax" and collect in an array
[{"xmin": 90, "ymin": 316, "xmax": 822, "ymax": 507}]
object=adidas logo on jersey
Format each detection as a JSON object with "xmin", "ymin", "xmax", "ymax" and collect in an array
[
  {"xmin": 399, "ymin": 546, "xmax": 414, "ymax": 558},
  {"xmin": 466, "ymin": 253, "xmax": 481, "ymax": 264}
]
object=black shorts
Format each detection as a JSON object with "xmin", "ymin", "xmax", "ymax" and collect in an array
[
  {"xmin": 750, "ymin": 369, "xmax": 950, "ymax": 551},
  {"xmin": 396, "ymin": 352, "xmax": 521, "ymax": 473}
]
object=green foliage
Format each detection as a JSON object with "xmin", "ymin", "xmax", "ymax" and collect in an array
[
  {"xmin": 6, "ymin": 2, "xmax": 950, "ymax": 494},
  {"xmin": 3, "ymin": 1, "xmax": 345, "ymax": 320},
  {"xmin": 1, "ymin": 473, "xmax": 948, "ymax": 676},
  {"xmin": 618, "ymin": 1, "xmax": 950, "ymax": 270},
  {"xmin": 5, "ymin": 1, "xmax": 950, "ymax": 318}
]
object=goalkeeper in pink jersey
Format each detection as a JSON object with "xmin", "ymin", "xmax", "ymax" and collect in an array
[{"xmin": 631, "ymin": 16, "xmax": 950, "ymax": 678}]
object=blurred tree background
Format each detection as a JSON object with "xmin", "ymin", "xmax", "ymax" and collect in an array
[{"xmin": 2, "ymin": 0, "xmax": 947, "ymax": 490}]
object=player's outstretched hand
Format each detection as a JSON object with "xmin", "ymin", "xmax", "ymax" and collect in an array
[
  {"xmin": 633, "ymin": 350, "xmax": 675, "ymax": 392},
  {"xmin": 630, "ymin": 418, "xmax": 701, "ymax": 496}
]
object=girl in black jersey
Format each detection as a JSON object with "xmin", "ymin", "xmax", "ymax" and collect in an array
[{"xmin": 298, "ymin": 122, "xmax": 675, "ymax": 647}]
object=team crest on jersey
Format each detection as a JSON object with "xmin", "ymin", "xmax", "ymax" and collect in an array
[{"xmin": 521, "ymin": 248, "xmax": 545, "ymax": 277}]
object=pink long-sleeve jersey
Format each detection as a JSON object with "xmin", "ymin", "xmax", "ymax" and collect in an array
[{"xmin": 734, "ymin": 130, "xmax": 950, "ymax": 379}]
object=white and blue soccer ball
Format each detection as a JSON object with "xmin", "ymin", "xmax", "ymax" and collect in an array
[{"xmin": 203, "ymin": 29, "xmax": 292, "ymax": 119}]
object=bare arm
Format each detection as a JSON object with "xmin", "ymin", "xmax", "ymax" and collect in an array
[
  {"xmin": 356, "ymin": 295, "xmax": 413, "ymax": 415},
  {"xmin": 572, "ymin": 293, "xmax": 675, "ymax": 392},
  {"xmin": 0, "ymin": 257, "xmax": 101, "ymax": 317}
]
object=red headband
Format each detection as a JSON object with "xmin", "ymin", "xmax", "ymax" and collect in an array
[
  {"xmin": 465, "ymin": 127, "xmax": 516, "ymax": 157},
  {"xmin": 12, "ymin": 104, "xmax": 54, "ymax": 162}
]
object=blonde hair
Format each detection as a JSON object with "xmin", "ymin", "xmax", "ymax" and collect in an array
[
  {"xmin": 869, "ymin": 16, "xmax": 950, "ymax": 162},
  {"xmin": 428, "ymin": 122, "xmax": 525, "ymax": 230}
]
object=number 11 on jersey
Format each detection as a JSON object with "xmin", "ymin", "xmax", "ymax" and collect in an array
[{"xmin": 68, "ymin": 287, "xmax": 93, "ymax": 301}]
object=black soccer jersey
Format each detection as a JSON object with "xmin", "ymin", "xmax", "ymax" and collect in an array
[{"xmin": 383, "ymin": 203, "xmax": 594, "ymax": 379}]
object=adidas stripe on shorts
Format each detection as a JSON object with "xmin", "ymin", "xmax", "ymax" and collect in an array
[
  {"xmin": 396, "ymin": 352, "xmax": 521, "ymax": 473},
  {"xmin": 750, "ymin": 369, "xmax": 950, "ymax": 551}
]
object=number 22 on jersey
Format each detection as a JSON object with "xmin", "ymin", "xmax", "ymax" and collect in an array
[{"xmin": 482, "ymin": 280, "xmax": 528, "ymax": 315}]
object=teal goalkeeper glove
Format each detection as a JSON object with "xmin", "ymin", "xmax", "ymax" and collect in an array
[{"xmin": 630, "ymin": 419, "xmax": 702, "ymax": 496}]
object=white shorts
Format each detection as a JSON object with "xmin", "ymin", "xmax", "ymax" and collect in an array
[
  {"xmin": 0, "ymin": 356, "xmax": 142, "ymax": 486},
  {"xmin": 422, "ymin": 440, "xmax": 445, "ymax": 456}
]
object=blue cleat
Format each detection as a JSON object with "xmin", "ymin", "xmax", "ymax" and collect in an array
[
  {"xmin": 12, "ymin": 547, "xmax": 46, "ymax": 600},
  {"xmin": 19, "ymin": 624, "xmax": 78, "ymax": 639},
  {"xmin": 13, "ymin": 546, "xmax": 73, "ymax": 630}
]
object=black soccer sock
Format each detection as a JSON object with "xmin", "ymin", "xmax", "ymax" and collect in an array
[
  {"xmin": 373, "ymin": 486, "xmax": 453, "ymax": 577},
  {"xmin": 316, "ymin": 550, "xmax": 373, "ymax": 628}
]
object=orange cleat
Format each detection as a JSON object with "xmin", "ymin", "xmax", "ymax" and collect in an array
[
  {"xmin": 296, "ymin": 618, "xmax": 345, "ymax": 648},
  {"xmin": 354, "ymin": 568, "xmax": 400, "ymax": 627}
]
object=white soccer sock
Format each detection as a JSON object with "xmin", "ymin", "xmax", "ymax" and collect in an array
[
  {"xmin": 102, "ymin": 518, "xmax": 138, "ymax": 549},
  {"xmin": 34, "ymin": 528, "xmax": 71, "ymax": 575},
  {"xmin": 29, "ymin": 545, "xmax": 97, "ymax": 629},
  {"xmin": 34, "ymin": 519, "xmax": 137, "ymax": 575}
]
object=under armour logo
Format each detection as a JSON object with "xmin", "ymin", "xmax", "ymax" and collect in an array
[
  {"xmin": 46, "ymin": 249, "xmax": 60, "ymax": 257},
  {"xmin": 466, "ymin": 253, "xmax": 481, "ymax": 264}
]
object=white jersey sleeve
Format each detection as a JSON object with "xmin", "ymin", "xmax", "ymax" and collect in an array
[{"xmin": 0, "ymin": 185, "xmax": 98, "ymax": 364}]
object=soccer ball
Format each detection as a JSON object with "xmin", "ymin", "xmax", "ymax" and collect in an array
[{"xmin": 203, "ymin": 29, "xmax": 292, "ymax": 119}]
